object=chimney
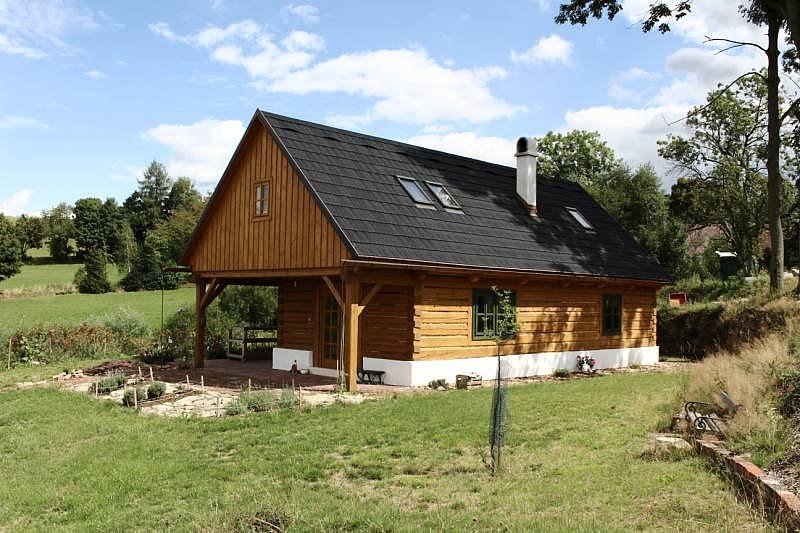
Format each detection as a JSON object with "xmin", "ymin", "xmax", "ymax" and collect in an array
[{"xmin": 515, "ymin": 136, "xmax": 538, "ymax": 216}]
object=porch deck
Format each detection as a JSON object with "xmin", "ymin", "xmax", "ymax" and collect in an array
[{"xmin": 152, "ymin": 358, "xmax": 404, "ymax": 393}]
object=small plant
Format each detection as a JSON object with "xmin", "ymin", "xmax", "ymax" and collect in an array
[
  {"xmin": 576, "ymin": 355, "xmax": 596, "ymax": 374},
  {"xmin": 278, "ymin": 386, "xmax": 296, "ymax": 410},
  {"xmin": 428, "ymin": 378, "xmax": 447, "ymax": 389},
  {"xmin": 88, "ymin": 373, "xmax": 128, "ymax": 394},
  {"xmin": 225, "ymin": 398, "xmax": 248, "ymax": 416},
  {"xmin": 122, "ymin": 386, "xmax": 148, "ymax": 407},
  {"xmin": 629, "ymin": 363, "xmax": 642, "ymax": 370},
  {"xmin": 239, "ymin": 391, "xmax": 277, "ymax": 412},
  {"xmin": 147, "ymin": 381, "xmax": 167, "ymax": 399},
  {"xmin": 553, "ymin": 368, "xmax": 571, "ymax": 378}
]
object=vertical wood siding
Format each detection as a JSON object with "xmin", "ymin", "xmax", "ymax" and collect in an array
[
  {"xmin": 277, "ymin": 279, "xmax": 317, "ymax": 351},
  {"xmin": 413, "ymin": 279, "xmax": 657, "ymax": 360},
  {"xmin": 360, "ymin": 285, "xmax": 414, "ymax": 361},
  {"xmin": 185, "ymin": 125, "xmax": 350, "ymax": 272}
]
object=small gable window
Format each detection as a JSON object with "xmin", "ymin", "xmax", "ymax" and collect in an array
[
  {"xmin": 472, "ymin": 288, "xmax": 516, "ymax": 340},
  {"xmin": 255, "ymin": 182, "xmax": 269, "ymax": 216},
  {"xmin": 566, "ymin": 206, "xmax": 593, "ymax": 230},
  {"xmin": 397, "ymin": 176, "xmax": 434, "ymax": 206},
  {"xmin": 602, "ymin": 294, "xmax": 622, "ymax": 336},
  {"xmin": 426, "ymin": 181, "xmax": 461, "ymax": 209}
]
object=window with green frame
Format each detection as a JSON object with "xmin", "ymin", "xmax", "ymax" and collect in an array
[
  {"xmin": 602, "ymin": 294, "xmax": 622, "ymax": 336},
  {"xmin": 472, "ymin": 288, "xmax": 516, "ymax": 339}
]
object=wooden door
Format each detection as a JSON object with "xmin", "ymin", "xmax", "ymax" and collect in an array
[{"xmin": 319, "ymin": 293, "xmax": 341, "ymax": 369}]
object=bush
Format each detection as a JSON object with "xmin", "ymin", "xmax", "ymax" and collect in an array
[
  {"xmin": 553, "ymin": 368, "xmax": 570, "ymax": 378},
  {"xmin": 218, "ymin": 286, "xmax": 278, "ymax": 325},
  {"xmin": 428, "ymin": 378, "xmax": 447, "ymax": 389},
  {"xmin": 122, "ymin": 386, "xmax": 148, "ymax": 406},
  {"xmin": 278, "ymin": 387, "xmax": 296, "ymax": 409},
  {"xmin": 88, "ymin": 373, "xmax": 128, "ymax": 394},
  {"xmin": 8, "ymin": 324, "xmax": 137, "ymax": 366},
  {"xmin": 96, "ymin": 307, "xmax": 150, "ymax": 339},
  {"xmin": 151, "ymin": 304, "xmax": 235, "ymax": 364},
  {"xmin": 75, "ymin": 249, "xmax": 112, "ymax": 294},
  {"xmin": 147, "ymin": 381, "xmax": 167, "ymax": 399},
  {"xmin": 225, "ymin": 399, "xmax": 248, "ymax": 416}
]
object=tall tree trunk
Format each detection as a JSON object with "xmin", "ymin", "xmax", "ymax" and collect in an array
[{"xmin": 767, "ymin": 12, "xmax": 784, "ymax": 294}]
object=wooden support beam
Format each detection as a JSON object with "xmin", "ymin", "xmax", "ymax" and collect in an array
[
  {"xmin": 322, "ymin": 275, "xmax": 344, "ymax": 308},
  {"xmin": 195, "ymin": 278, "xmax": 207, "ymax": 369},
  {"xmin": 357, "ymin": 283, "xmax": 383, "ymax": 315},
  {"xmin": 200, "ymin": 278, "xmax": 224, "ymax": 311},
  {"xmin": 344, "ymin": 280, "xmax": 360, "ymax": 392}
]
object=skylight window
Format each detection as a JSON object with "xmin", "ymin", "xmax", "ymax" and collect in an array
[
  {"xmin": 566, "ymin": 207, "xmax": 593, "ymax": 230},
  {"xmin": 426, "ymin": 182, "xmax": 461, "ymax": 210},
  {"xmin": 397, "ymin": 176, "xmax": 434, "ymax": 205}
]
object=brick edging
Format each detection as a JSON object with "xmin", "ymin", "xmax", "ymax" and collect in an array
[{"xmin": 696, "ymin": 439, "xmax": 800, "ymax": 529}]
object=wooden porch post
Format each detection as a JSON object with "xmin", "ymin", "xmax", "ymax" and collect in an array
[
  {"xmin": 344, "ymin": 280, "xmax": 360, "ymax": 392},
  {"xmin": 195, "ymin": 278, "xmax": 207, "ymax": 368}
]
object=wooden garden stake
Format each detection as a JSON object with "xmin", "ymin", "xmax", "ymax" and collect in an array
[
  {"xmin": 6, "ymin": 336, "xmax": 11, "ymax": 370},
  {"xmin": 138, "ymin": 366, "xmax": 142, "ymax": 379},
  {"xmin": 149, "ymin": 367, "xmax": 154, "ymax": 382},
  {"xmin": 133, "ymin": 386, "xmax": 138, "ymax": 408},
  {"xmin": 248, "ymin": 378, "xmax": 252, "ymax": 392},
  {"xmin": 186, "ymin": 374, "xmax": 190, "ymax": 387},
  {"xmin": 201, "ymin": 375, "xmax": 205, "ymax": 393}
]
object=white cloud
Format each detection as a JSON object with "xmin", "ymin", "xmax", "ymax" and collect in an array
[
  {"xmin": 405, "ymin": 131, "xmax": 516, "ymax": 166},
  {"xmin": 110, "ymin": 165, "xmax": 143, "ymax": 183},
  {"xmin": 0, "ymin": 0, "xmax": 102, "ymax": 58},
  {"xmin": 511, "ymin": 34, "xmax": 574, "ymax": 65},
  {"xmin": 283, "ymin": 4, "xmax": 320, "ymax": 23},
  {"xmin": 142, "ymin": 118, "xmax": 245, "ymax": 184},
  {"xmin": 150, "ymin": 20, "xmax": 323, "ymax": 79},
  {"xmin": 85, "ymin": 69, "xmax": 106, "ymax": 79},
  {"xmin": 622, "ymin": 0, "xmax": 767, "ymax": 47},
  {"xmin": 562, "ymin": 105, "xmax": 689, "ymax": 176},
  {"xmin": 608, "ymin": 67, "xmax": 660, "ymax": 102},
  {"xmin": 0, "ymin": 115, "xmax": 50, "ymax": 129},
  {"xmin": 268, "ymin": 48, "xmax": 520, "ymax": 125},
  {"xmin": 0, "ymin": 189, "xmax": 33, "ymax": 216}
]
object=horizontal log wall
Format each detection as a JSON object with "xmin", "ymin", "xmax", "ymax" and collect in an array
[
  {"xmin": 185, "ymin": 124, "xmax": 350, "ymax": 273},
  {"xmin": 360, "ymin": 285, "xmax": 413, "ymax": 361},
  {"xmin": 413, "ymin": 279, "xmax": 657, "ymax": 360}
]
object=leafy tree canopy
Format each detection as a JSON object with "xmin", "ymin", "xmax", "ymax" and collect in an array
[{"xmin": 0, "ymin": 214, "xmax": 22, "ymax": 281}]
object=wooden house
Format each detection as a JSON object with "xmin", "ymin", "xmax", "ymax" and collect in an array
[{"xmin": 180, "ymin": 110, "xmax": 670, "ymax": 390}]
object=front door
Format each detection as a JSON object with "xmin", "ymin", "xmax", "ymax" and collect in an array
[{"xmin": 320, "ymin": 293, "xmax": 341, "ymax": 369}]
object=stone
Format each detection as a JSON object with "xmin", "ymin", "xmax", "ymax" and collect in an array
[{"xmin": 652, "ymin": 433, "xmax": 692, "ymax": 455}]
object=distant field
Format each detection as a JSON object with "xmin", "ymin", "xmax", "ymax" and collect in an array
[
  {"xmin": 0, "ymin": 288, "xmax": 194, "ymax": 334},
  {"xmin": 0, "ymin": 263, "xmax": 122, "ymax": 290}
]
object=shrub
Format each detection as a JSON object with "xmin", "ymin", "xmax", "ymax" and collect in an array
[
  {"xmin": 88, "ymin": 373, "xmax": 128, "ymax": 394},
  {"xmin": 9, "ymin": 324, "xmax": 133, "ymax": 366},
  {"xmin": 121, "ymin": 239, "xmax": 181, "ymax": 291},
  {"xmin": 240, "ymin": 391, "xmax": 278, "ymax": 412},
  {"xmin": 96, "ymin": 307, "xmax": 150, "ymax": 339},
  {"xmin": 553, "ymin": 368, "xmax": 570, "ymax": 378},
  {"xmin": 122, "ymin": 386, "xmax": 148, "ymax": 407},
  {"xmin": 278, "ymin": 387, "xmax": 296, "ymax": 409},
  {"xmin": 152, "ymin": 304, "xmax": 235, "ymax": 363},
  {"xmin": 225, "ymin": 399, "xmax": 248, "ymax": 416},
  {"xmin": 428, "ymin": 378, "xmax": 447, "ymax": 389},
  {"xmin": 218, "ymin": 286, "xmax": 278, "ymax": 325},
  {"xmin": 147, "ymin": 381, "xmax": 167, "ymax": 399},
  {"xmin": 75, "ymin": 249, "xmax": 112, "ymax": 294}
]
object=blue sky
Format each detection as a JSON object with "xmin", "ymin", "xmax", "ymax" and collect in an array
[{"xmin": 0, "ymin": 0, "xmax": 769, "ymax": 215}]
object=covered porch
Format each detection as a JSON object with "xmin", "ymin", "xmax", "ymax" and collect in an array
[{"xmin": 193, "ymin": 267, "xmax": 413, "ymax": 392}]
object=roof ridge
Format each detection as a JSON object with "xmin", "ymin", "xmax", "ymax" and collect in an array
[{"xmin": 259, "ymin": 109, "xmax": 565, "ymax": 187}]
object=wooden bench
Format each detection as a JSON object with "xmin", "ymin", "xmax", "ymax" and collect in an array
[
  {"xmin": 357, "ymin": 369, "xmax": 386, "ymax": 385},
  {"xmin": 226, "ymin": 325, "xmax": 277, "ymax": 361}
]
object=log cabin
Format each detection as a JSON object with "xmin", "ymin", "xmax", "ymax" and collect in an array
[{"xmin": 180, "ymin": 110, "xmax": 670, "ymax": 390}]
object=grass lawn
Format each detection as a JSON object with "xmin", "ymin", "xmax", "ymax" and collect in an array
[
  {"xmin": 0, "ymin": 372, "xmax": 771, "ymax": 531},
  {"xmin": 0, "ymin": 263, "xmax": 122, "ymax": 290},
  {"xmin": 0, "ymin": 287, "xmax": 194, "ymax": 334}
]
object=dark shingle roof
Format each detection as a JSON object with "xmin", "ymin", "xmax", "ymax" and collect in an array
[{"xmin": 261, "ymin": 111, "xmax": 670, "ymax": 283}]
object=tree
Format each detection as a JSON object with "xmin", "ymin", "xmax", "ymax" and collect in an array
[
  {"xmin": 14, "ymin": 214, "xmax": 44, "ymax": 258},
  {"xmin": 555, "ymin": 0, "xmax": 800, "ymax": 292},
  {"xmin": 537, "ymin": 131, "xmax": 689, "ymax": 277},
  {"xmin": 601, "ymin": 164, "xmax": 689, "ymax": 277},
  {"xmin": 74, "ymin": 249, "xmax": 112, "ymax": 294},
  {"xmin": 0, "ymin": 214, "xmax": 22, "ymax": 281},
  {"xmin": 149, "ymin": 209, "xmax": 201, "ymax": 265},
  {"xmin": 165, "ymin": 177, "xmax": 203, "ymax": 217},
  {"xmin": 42, "ymin": 203, "xmax": 74, "ymax": 261},
  {"xmin": 123, "ymin": 161, "xmax": 173, "ymax": 244},
  {"xmin": 658, "ymin": 76, "xmax": 793, "ymax": 275},
  {"xmin": 537, "ymin": 130, "xmax": 618, "ymax": 195},
  {"xmin": 73, "ymin": 198, "xmax": 106, "ymax": 256},
  {"xmin": 121, "ymin": 237, "xmax": 181, "ymax": 292}
]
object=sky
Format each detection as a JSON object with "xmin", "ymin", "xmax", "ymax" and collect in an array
[{"xmin": 0, "ymin": 0, "xmax": 775, "ymax": 215}]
